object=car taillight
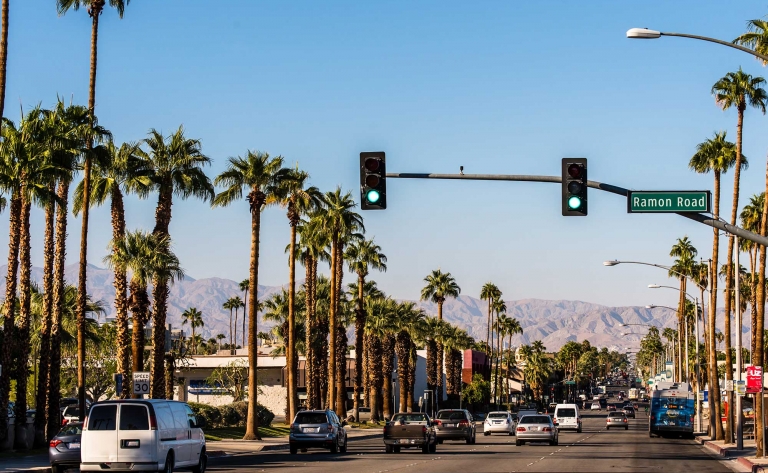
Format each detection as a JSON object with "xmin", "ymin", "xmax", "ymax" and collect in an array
[
  {"xmin": 553, "ymin": 418, "xmax": 557, "ymax": 424},
  {"xmin": 61, "ymin": 418, "xmax": 68, "ymax": 426},
  {"xmin": 516, "ymin": 427, "xmax": 526, "ymax": 432},
  {"xmin": 50, "ymin": 439, "xmax": 62, "ymax": 447},
  {"xmin": 624, "ymin": 419, "xmax": 627, "ymax": 422},
  {"xmin": 542, "ymin": 427, "xmax": 552, "ymax": 432},
  {"xmin": 435, "ymin": 420, "xmax": 442, "ymax": 426},
  {"xmin": 458, "ymin": 420, "xmax": 469, "ymax": 426},
  {"xmin": 82, "ymin": 416, "xmax": 87, "ymax": 430},
  {"xmin": 327, "ymin": 424, "xmax": 335, "ymax": 433},
  {"xmin": 422, "ymin": 426, "xmax": 427, "ymax": 434},
  {"xmin": 149, "ymin": 411, "xmax": 157, "ymax": 430}
]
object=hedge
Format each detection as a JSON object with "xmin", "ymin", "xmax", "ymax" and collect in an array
[{"xmin": 188, "ymin": 401, "xmax": 274, "ymax": 428}]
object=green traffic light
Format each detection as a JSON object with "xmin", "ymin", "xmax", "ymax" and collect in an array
[
  {"xmin": 366, "ymin": 189, "xmax": 381, "ymax": 204},
  {"xmin": 568, "ymin": 196, "xmax": 582, "ymax": 209}
]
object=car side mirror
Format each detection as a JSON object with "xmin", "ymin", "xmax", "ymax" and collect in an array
[
  {"xmin": 553, "ymin": 422, "xmax": 559, "ymax": 426},
  {"xmin": 192, "ymin": 417, "xmax": 206, "ymax": 429},
  {"xmin": 341, "ymin": 420, "xmax": 348, "ymax": 427}
]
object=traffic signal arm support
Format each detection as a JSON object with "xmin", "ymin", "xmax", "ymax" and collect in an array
[{"xmin": 384, "ymin": 172, "xmax": 768, "ymax": 248}]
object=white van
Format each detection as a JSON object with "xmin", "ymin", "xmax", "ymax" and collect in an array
[
  {"xmin": 80, "ymin": 400, "xmax": 206, "ymax": 473},
  {"xmin": 553, "ymin": 404, "xmax": 581, "ymax": 433}
]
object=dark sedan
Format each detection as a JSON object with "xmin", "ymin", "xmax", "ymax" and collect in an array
[{"xmin": 49, "ymin": 422, "xmax": 82, "ymax": 473}]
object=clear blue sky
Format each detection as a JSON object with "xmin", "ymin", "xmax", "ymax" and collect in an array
[{"xmin": 5, "ymin": 0, "xmax": 768, "ymax": 310}]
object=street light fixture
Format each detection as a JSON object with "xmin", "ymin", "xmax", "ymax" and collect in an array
[{"xmin": 626, "ymin": 28, "xmax": 768, "ymax": 62}]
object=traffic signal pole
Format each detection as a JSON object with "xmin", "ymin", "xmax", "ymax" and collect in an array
[{"xmin": 384, "ymin": 172, "xmax": 768, "ymax": 248}]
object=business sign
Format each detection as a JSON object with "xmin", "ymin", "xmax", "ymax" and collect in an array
[
  {"xmin": 747, "ymin": 366, "xmax": 763, "ymax": 394},
  {"xmin": 627, "ymin": 191, "xmax": 711, "ymax": 213},
  {"xmin": 737, "ymin": 380, "xmax": 746, "ymax": 396},
  {"xmin": 133, "ymin": 371, "xmax": 150, "ymax": 395}
]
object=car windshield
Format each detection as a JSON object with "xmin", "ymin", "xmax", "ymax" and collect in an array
[
  {"xmin": 520, "ymin": 416, "xmax": 550, "ymax": 424},
  {"xmin": 557, "ymin": 408, "xmax": 576, "ymax": 417},
  {"xmin": 65, "ymin": 407, "xmax": 80, "ymax": 417},
  {"xmin": 436, "ymin": 411, "xmax": 466, "ymax": 420},
  {"xmin": 391, "ymin": 413, "xmax": 428, "ymax": 423},
  {"xmin": 609, "ymin": 414, "xmax": 626, "ymax": 419},
  {"xmin": 487, "ymin": 413, "xmax": 507, "ymax": 419},
  {"xmin": 295, "ymin": 412, "xmax": 328, "ymax": 424},
  {"xmin": 57, "ymin": 423, "xmax": 82, "ymax": 436}
]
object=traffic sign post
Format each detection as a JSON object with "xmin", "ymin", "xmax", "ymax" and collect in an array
[
  {"xmin": 133, "ymin": 372, "xmax": 150, "ymax": 396},
  {"xmin": 627, "ymin": 191, "xmax": 711, "ymax": 213}
]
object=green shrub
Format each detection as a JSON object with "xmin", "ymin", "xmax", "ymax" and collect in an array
[
  {"xmin": 188, "ymin": 402, "xmax": 222, "ymax": 428},
  {"xmin": 220, "ymin": 404, "xmax": 242, "ymax": 426},
  {"xmin": 186, "ymin": 401, "xmax": 275, "ymax": 428}
]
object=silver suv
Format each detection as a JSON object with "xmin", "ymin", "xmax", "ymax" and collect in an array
[{"xmin": 289, "ymin": 410, "xmax": 348, "ymax": 454}]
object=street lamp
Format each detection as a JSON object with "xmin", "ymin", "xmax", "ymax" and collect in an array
[{"xmin": 626, "ymin": 28, "xmax": 768, "ymax": 62}]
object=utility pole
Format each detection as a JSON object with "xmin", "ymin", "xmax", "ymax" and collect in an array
[{"xmin": 735, "ymin": 235, "xmax": 743, "ymax": 450}]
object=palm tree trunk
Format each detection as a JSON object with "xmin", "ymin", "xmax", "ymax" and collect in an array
[
  {"xmin": 710, "ymin": 169, "xmax": 724, "ymax": 440},
  {"xmin": 75, "ymin": 5, "xmax": 102, "ymax": 421},
  {"xmin": 46, "ymin": 182, "xmax": 68, "ymax": 440},
  {"xmin": 0, "ymin": 193, "xmax": 21, "ymax": 443},
  {"xmin": 130, "ymin": 284, "xmax": 150, "ymax": 384},
  {"xmin": 363, "ymin": 333, "xmax": 370, "ymax": 408},
  {"xmin": 234, "ymin": 308, "xmax": 238, "ymax": 351},
  {"xmin": 753, "ymin": 150, "xmax": 768, "ymax": 456},
  {"xmin": 150, "ymin": 183, "xmax": 175, "ymax": 398},
  {"xmin": 353, "ymin": 272, "xmax": 366, "ymax": 420},
  {"xmin": 110, "ymin": 187, "xmax": 131, "ymax": 399},
  {"xmin": 436, "ymin": 300, "xmax": 444, "ymax": 402},
  {"xmin": 335, "ymin": 245, "xmax": 346, "ymax": 416},
  {"xmin": 382, "ymin": 335, "xmax": 394, "ymax": 420},
  {"xmin": 369, "ymin": 335, "xmax": 382, "ymax": 422},
  {"xmin": 229, "ymin": 307, "xmax": 233, "ymax": 354},
  {"xmin": 304, "ymin": 256, "xmax": 315, "ymax": 409},
  {"xmin": 396, "ymin": 332, "xmax": 409, "ymax": 412},
  {"xmin": 244, "ymin": 189, "xmax": 264, "ymax": 440},
  {"xmin": 751, "ymin": 247, "xmax": 758, "ymax": 357},
  {"xmin": 486, "ymin": 299, "xmax": 491, "ymax": 355},
  {"xmin": 328, "ymin": 237, "xmax": 338, "ymax": 411},
  {"xmin": 14, "ymin": 198, "xmax": 32, "ymax": 449},
  {"xmin": 34, "ymin": 188, "xmax": 56, "ymax": 446},
  {"xmin": 287, "ymin": 216, "xmax": 298, "ymax": 421},
  {"xmin": 407, "ymin": 343, "xmax": 416, "ymax": 411}
]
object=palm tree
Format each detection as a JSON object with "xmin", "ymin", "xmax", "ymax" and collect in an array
[
  {"xmin": 280, "ymin": 168, "xmax": 322, "ymax": 420},
  {"xmin": 345, "ymin": 238, "xmax": 387, "ymax": 421},
  {"xmin": 365, "ymin": 298, "xmax": 395, "ymax": 421},
  {"xmin": 741, "ymin": 194, "xmax": 764, "ymax": 355},
  {"xmin": 689, "ymin": 132, "xmax": 736, "ymax": 442},
  {"xmin": 73, "ymin": 140, "xmax": 150, "ymax": 399},
  {"xmin": 57, "ymin": 0, "xmax": 130, "ymax": 420},
  {"xmin": 216, "ymin": 333, "xmax": 226, "ymax": 352},
  {"xmin": 421, "ymin": 269, "xmax": 460, "ymax": 401},
  {"xmin": 669, "ymin": 237, "xmax": 697, "ymax": 380},
  {"xmin": 480, "ymin": 282, "xmax": 501, "ymax": 358},
  {"xmin": 394, "ymin": 302, "xmax": 426, "ymax": 412},
  {"xmin": 213, "ymin": 150, "xmax": 289, "ymax": 440},
  {"xmin": 0, "ymin": 0, "xmax": 9, "ymax": 123},
  {"xmin": 181, "ymin": 308, "xmax": 204, "ymax": 355},
  {"xmin": 104, "ymin": 230, "xmax": 183, "ymax": 397},
  {"xmin": 314, "ymin": 188, "xmax": 364, "ymax": 415},
  {"xmin": 239, "ymin": 279, "xmax": 249, "ymax": 351},
  {"xmin": 144, "ymin": 126, "xmax": 213, "ymax": 398},
  {"xmin": 223, "ymin": 298, "xmax": 237, "ymax": 355},
  {"xmin": 524, "ymin": 351, "xmax": 551, "ymax": 402},
  {"xmin": 735, "ymin": 24, "xmax": 768, "ymax": 455}
]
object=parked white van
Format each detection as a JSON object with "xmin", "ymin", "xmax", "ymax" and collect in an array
[
  {"xmin": 80, "ymin": 400, "xmax": 206, "ymax": 473},
  {"xmin": 553, "ymin": 404, "xmax": 581, "ymax": 433}
]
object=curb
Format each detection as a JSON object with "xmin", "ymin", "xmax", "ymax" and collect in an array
[{"xmin": 696, "ymin": 437, "xmax": 768, "ymax": 473}]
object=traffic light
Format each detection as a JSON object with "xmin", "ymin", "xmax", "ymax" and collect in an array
[
  {"xmin": 562, "ymin": 158, "xmax": 587, "ymax": 216},
  {"xmin": 360, "ymin": 151, "xmax": 386, "ymax": 210}
]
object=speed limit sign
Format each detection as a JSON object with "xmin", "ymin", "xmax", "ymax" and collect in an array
[{"xmin": 133, "ymin": 372, "xmax": 150, "ymax": 395}]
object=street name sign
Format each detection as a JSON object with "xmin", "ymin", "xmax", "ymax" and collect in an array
[
  {"xmin": 627, "ymin": 191, "xmax": 711, "ymax": 213},
  {"xmin": 747, "ymin": 366, "xmax": 763, "ymax": 394},
  {"xmin": 565, "ymin": 380, "xmax": 576, "ymax": 385},
  {"xmin": 133, "ymin": 371, "xmax": 150, "ymax": 395}
]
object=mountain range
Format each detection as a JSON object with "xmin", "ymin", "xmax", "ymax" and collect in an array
[{"xmin": 1, "ymin": 264, "xmax": 738, "ymax": 352}]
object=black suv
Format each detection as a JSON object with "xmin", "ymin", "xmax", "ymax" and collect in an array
[{"xmin": 434, "ymin": 409, "xmax": 476, "ymax": 444}]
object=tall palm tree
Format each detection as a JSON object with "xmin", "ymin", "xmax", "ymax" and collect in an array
[
  {"xmin": 365, "ymin": 298, "xmax": 394, "ymax": 421},
  {"xmin": 144, "ymin": 126, "xmax": 213, "ymax": 398},
  {"xmin": 480, "ymin": 282, "xmax": 501, "ymax": 358},
  {"xmin": 736, "ymin": 24, "xmax": 768, "ymax": 455},
  {"xmin": 223, "ymin": 298, "xmax": 237, "ymax": 355},
  {"xmin": 741, "ymin": 194, "xmax": 764, "ymax": 355},
  {"xmin": 669, "ymin": 237, "xmax": 697, "ymax": 380},
  {"xmin": 57, "ymin": 0, "xmax": 130, "ymax": 420},
  {"xmin": 181, "ymin": 308, "xmax": 204, "ymax": 355},
  {"xmin": 73, "ymin": 140, "xmax": 150, "ymax": 399},
  {"xmin": 104, "ymin": 230, "xmax": 183, "ymax": 397},
  {"xmin": 689, "ymin": 131, "xmax": 736, "ymax": 442},
  {"xmin": 213, "ymin": 150, "xmax": 289, "ymax": 440},
  {"xmin": 345, "ymin": 238, "xmax": 387, "ymax": 421},
  {"xmin": 394, "ymin": 302, "xmax": 426, "ymax": 412},
  {"xmin": 314, "ymin": 188, "xmax": 363, "ymax": 415},
  {"xmin": 280, "ymin": 168, "xmax": 322, "ymax": 420},
  {"xmin": 421, "ymin": 269, "xmax": 460, "ymax": 401},
  {"xmin": 216, "ymin": 333, "xmax": 226, "ymax": 352},
  {"xmin": 239, "ymin": 279, "xmax": 249, "ymax": 351}
]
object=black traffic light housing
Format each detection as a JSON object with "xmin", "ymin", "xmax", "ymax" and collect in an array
[
  {"xmin": 562, "ymin": 158, "xmax": 587, "ymax": 216},
  {"xmin": 360, "ymin": 151, "xmax": 386, "ymax": 210}
]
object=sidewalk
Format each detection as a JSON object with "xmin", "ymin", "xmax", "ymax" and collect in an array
[
  {"xmin": 0, "ymin": 428, "xmax": 383, "ymax": 472},
  {"xmin": 696, "ymin": 435, "xmax": 768, "ymax": 473}
]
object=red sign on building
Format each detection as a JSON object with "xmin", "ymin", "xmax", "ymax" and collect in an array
[{"xmin": 747, "ymin": 366, "xmax": 763, "ymax": 394}]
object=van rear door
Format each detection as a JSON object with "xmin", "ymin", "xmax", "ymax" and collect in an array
[
  {"xmin": 117, "ymin": 404, "xmax": 156, "ymax": 464},
  {"xmin": 169, "ymin": 402, "xmax": 191, "ymax": 465},
  {"xmin": 83, "ymin": 404, "xmax": 118, "ymax": 463}
]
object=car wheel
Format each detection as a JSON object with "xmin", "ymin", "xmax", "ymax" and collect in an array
[
  {"xmin": 339, "ymin": 437, "xmax": 347, "ymax": 453},
  {"xmin": 438, "ymin": 439, "xmax": 443, "ymax": 444},
  {"xmin": 394, "ymin": 446, "xmax": 401, "ymax": 453},
  {"xmin": 290, "ymin": 445, "xmax": 298, "ymax": 455},
  {"xmin": 577, "ymin": 427, "xmax": 582, "ymax": 433},
  {"xmin": 422, "ymin": 442, "xmax": 430, "ymax": 453},
  {"xmin": 192, "ymin": 449, "xmax": 207, "ymax": 473},
  {"xmin": 161, "ymin": 452, "xmax": 174, "ymax": 473},
  {"xmin": 466, "ymin": 435, "xmax": 472, "ymax": 445},
  {"xmin": 625, "ymin": 427, "xmax": 628, "ymax": 430},
  {"xmin": 330, "ymin": 439, "xmax": 339, "ymax": 454},
  {"xmin": 516, "ymin": 439, "xmax": 523, "ymax": 446},
  {"xmin": 484, "ymin": 431, "xmax": 490, "ymax": 436},
  {"xmin": 509, "ymin": 431, "xmax": 514, "ymax": 436},
  {"xmin": 51, "ymin": 465, "xmax": 62, "ymax": 473},
  {"xmin": 429, "ymin": 441, "xmax": 437, "ymax": 453}
]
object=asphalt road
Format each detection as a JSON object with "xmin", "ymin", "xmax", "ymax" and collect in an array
[{"xmin": 208, "ymin": 410, "xmax": 740, "ymax": 473}]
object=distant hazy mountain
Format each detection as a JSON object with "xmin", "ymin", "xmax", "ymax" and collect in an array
[{"xmin": 2, "ymin": 264, "xmax": 734, "ymax": 352}]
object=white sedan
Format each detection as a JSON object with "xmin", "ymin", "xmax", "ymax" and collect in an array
[
  {"xmin": 590, "ymin": 402, "xmax": 601, "ymax": 411},
  {"xmin": 483, "ymin": 411, "xmax": 516, "ymax": 436}
]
